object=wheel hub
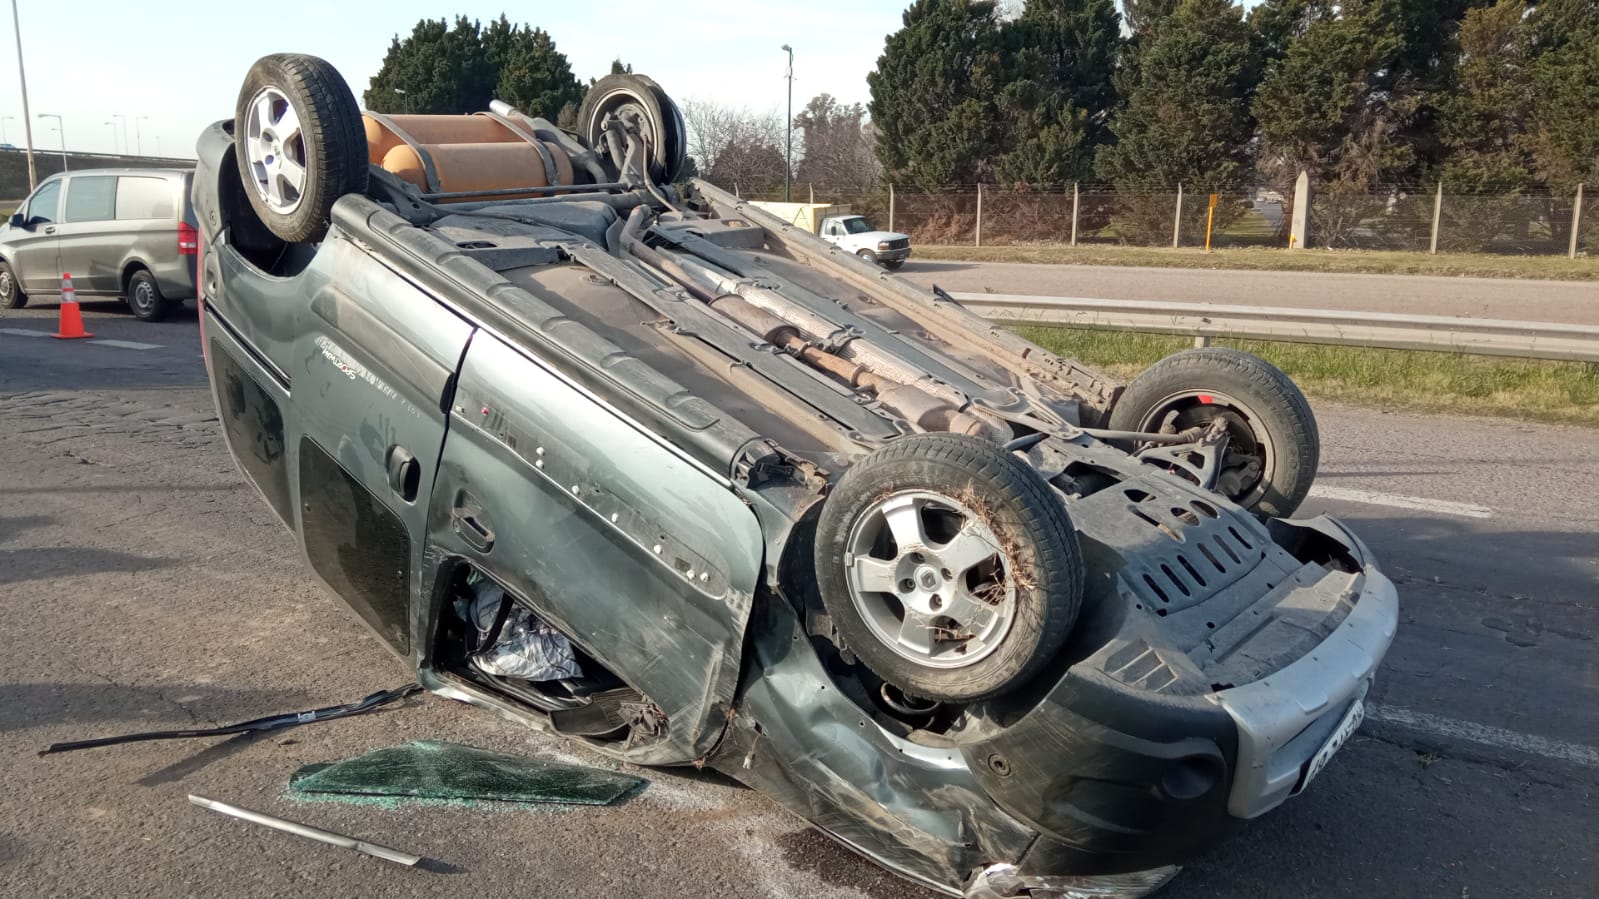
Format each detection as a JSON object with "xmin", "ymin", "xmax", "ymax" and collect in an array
[
  {"xmin": 243, "ymin": 86, "xmax": 308, "ymax": 214},
  {"xmin": 844, "ymin": 490, "xmax": 1016, "ymax": 669}
]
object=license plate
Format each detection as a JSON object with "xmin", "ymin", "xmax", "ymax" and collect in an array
[{"xmin": 1298, "ymin": 699, "xmax": 1365, "ymax": 792}]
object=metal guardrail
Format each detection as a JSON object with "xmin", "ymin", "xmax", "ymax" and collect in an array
[{"xmin": 950, "ymin": 293, "xmax": 1599, "ymax": 363}]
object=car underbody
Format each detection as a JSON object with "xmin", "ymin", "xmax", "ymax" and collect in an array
[{"xmin": 195, "ymin": 55, "xmax": 1397, "ymax": 898}]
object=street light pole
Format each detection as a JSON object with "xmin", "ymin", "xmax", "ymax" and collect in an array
[
  {"xmin": 781, "ymin": 44, "xmax": 792, "ymax": 203},
  {"xmin": 135, "ymin": 115, "xmax": 148, "ymax": 156},
  {"xmin": 104, "ymin": 120, "xmax": 119, "ymax": 154},
  {"xmin": 1, "ymin": 115, "xmax": 12, "ymax": 143},
  {"xmin": 10, "ymin": 0, "xmax": 36, "ymax": 188},
  {"xmin": 37, "ymin": 112, "xmax": 63, "ymax": 170},
  {"xmin": 113, "ymin": 112, "xmax": 128, "ymax": 152}
]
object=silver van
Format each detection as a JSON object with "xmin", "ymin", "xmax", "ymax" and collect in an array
[{"xmin": 0, "ymin": 168, "xmax": 198, "ymax": 322}]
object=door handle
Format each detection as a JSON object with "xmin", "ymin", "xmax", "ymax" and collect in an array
[
  {"xmin": 385, "ymin": 445, "xmax": 420, "ymax": 502},
  {"xmin": 43, "ymin": 226, "xmax": 55, "ymax": 234},
  {"xmin": 452, "ymin": 509, "xmax": 495, "ymax": 553}
]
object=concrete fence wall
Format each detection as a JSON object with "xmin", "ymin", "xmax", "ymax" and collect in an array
[{"xmin": 0, "ymin": 147, "xmax": 198, "ymax": 204}]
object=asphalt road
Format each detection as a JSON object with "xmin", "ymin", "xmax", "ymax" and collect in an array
[
  {"xmin": 2, "ymin": 299, "xmax": 1595, "ymax": 899},
  {"xmin": 897, "ymin": 261, "xmax": 1599, "ymax": 325}
]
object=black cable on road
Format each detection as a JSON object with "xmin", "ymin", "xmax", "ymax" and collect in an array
[{"xmin": 38, "ymin": 683, "xmax": 423, "ymax": 756}]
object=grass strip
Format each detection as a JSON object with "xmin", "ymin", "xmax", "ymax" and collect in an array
[
  {"xmin": 920, "ymin": 244, "xmax": 1599, "ymax": 282},
  {"xmin": 1011, "ymin": 325, "xmax": 1599, "ymax": 427}
]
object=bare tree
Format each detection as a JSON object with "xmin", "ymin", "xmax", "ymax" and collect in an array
[
  {"xmin": 681, "ymin": 98, "xmax": 788, "ymax": 192},
  {"xmin": 793, "ymin": 94, "xmax": 881, "ymax": 191}
]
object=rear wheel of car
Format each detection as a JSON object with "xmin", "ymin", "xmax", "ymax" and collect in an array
[
  {"xmin": 235, "ymin": 53, "xmax": 367, "ymax": 244},
  {"xmin": 857, "ymin": 250, "xmax": 878, "ymax": 266},
  {"xmin": 1107, "ymin": 347, "xmax": 1319, "ymax": 518},
  {"xmin": 579, "ymin": 74, "xmax": 687, "ymax": 184},
  {"xmin": 126, "ymin": 270, "xmax": 166, "ymax": 322},
  {"xmin": 0, "ymin": 261, "xmax": 25, "ymax": 309},
  {"xmin": 814, "ymin": 434, "xmax": 1084, "ymax": 702}
]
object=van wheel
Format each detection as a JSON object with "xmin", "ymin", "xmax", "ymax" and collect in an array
[
  {"xmin": 235, "ymin": 54, "xmax": 367, "ymax": 243},
  {"xmin": 814, "ymin": 434, "xmax": 1084, "ymax": 702},
  {"xmin": 857, "ymin": 250, "xmax": 878, "ymax": 266},
  {"xmin": 127, "ymin": 270, "xmax": 167, "ymax": 322},
  {"xmin": 0, "ymin": 261, "xmax": 25, "ymax": 309}
]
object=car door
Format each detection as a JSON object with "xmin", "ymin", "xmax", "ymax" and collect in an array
[
  {"xmin": 423, "ymin": 331, "xmax": 764, "ymax": 762},
  {"xmin": 56, "ymin": 173, "xmax": 120, "ymax": 294},
  {"xmin": 10, "ymin": 177, "xmax": 62, "ymax": 293},
  {"xmin": 285, "ymin": 237, "xmax": 475, "ymax": 658}
]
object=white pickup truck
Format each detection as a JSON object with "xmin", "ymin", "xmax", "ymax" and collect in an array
[{"xmin": 749, "ymin": 202, "xmax": 911, "ymax": 269}]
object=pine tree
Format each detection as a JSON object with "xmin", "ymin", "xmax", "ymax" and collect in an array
[
  {"xmin": 995, "ymin": 0, "xmax": 1123, "ymax": 184},
  {"xmin": 1435, "ymin": 0, "xmax": 1537, "ymax": 194},
  {"xmin": 868, "ymin": 0, "xmax": 1007, "ymax": 188},
  {"xmin": 365, "ymin": 17, "xmax": 496, "ymax": 114},
  {"xmin": 482, "ymin": 17, "xmax": 584, "ymax": 121},
  {"xmin": 1122, "ymin": 0, "xmax": 1181, "ymax": 35},
  {"xmin": 1251, "ymin": 2, "xmax": 1419, "ymax": 245},
  {"xmin": 1096, "ymin": 0, "xmax": 1260, "ymax": 241},
  {"xmin": 1524, "ymin": 0, "xmax": 1599, "ymax": 193},
  {"xmin": 365, "ymin": 16, "xmax": 586, "ymax": 122}
]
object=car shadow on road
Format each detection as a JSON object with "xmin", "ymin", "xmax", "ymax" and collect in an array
[
  {"xmin": 0, "ymin": 682, "xmax": 316, "ymax": 738},
  {"xmin": 0, "ymin": 546, "xmax": 175, "ymax": 587}
]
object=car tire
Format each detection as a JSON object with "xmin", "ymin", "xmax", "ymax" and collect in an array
[
  {"xmin": 0, "ymin": 260, "xmax": 25, "ymax": 309},
  {"xmin": 579, "ymin": 74, "xmax": 687, "ymax": 184},
  {"xmin": 883, "ymin": 259, "xmax": 905, "ymax": 271},
  {"xmin": 235, "ymin": 53, "xmax": 368, "ymax": 244},
  {"xmin": 127, "ymin": 270, "xmax": 167, "ymax": 322},
  {"xmin": 857, "ymin": 250, "xmax": 878, "ymax": 266},
  {"xmin": 814, "ymin": 434, "xmax": 1084, "ymax": 702},
  {"xmin": 1107, "ymin": 347, "xmax": 1319, "ymax": 518}
]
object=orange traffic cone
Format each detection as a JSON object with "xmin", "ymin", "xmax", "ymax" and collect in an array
[{"xmin": 52, "ymin": 272, "xmax": 93, "ymax": 340}]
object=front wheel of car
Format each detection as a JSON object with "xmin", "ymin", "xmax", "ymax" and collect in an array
[
  {"xmin": 883, "ymin": 259, "xmax": 905, "ymax": 271},
  {"xmin": 127, "ymin": 270, "xmax": 167, "ymax": 322},
  {"xmin": 235, "ymin": 53, "xmax": 368, "ymax": 244},
  {"xmin": 0, "ymin": 261, "xmax": 26, "ymax": 309},
  {"xmin": 814, "ymin": 434, "xmax": 1084, "ymax": 702},
  {"xmin": 857, "ymin": 250, "xmax": 878, "ymax": 266},
  {"xmin": 1107, "ymin": 347, "xmax": 1319, "ymax": 518}
]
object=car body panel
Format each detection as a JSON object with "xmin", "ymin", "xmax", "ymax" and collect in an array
[
  {"xmin": 426, "ymin": 332, "xmax": 766, "ymax": 763},
  {"xmin": 194, "ymin": 102, "xmax": 1397, "ymax": 897}
]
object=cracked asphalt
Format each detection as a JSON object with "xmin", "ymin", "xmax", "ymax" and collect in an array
[{"xmin": 2, "ymin": 298, "xmax": 1595, "ymax": 899}]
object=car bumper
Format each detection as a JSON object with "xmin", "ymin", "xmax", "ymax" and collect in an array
[
  {"xmin": 878, "ymin": 247, "xmax": 911, "ymax": 262},
  {"xmin": 1211, "ymin": 522, "xmax": 1397, "ymax": 818},
  {"xmin": 958, "ymin": 519, "xmax": 1399, "ymax": 878}
]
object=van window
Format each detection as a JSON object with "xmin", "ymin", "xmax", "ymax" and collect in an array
[
  {"xmin": 64, "ymin": 175, "xmax": 117, "ymax": 222},
  {"xmin": 116, "ymin": 176, "xmax": 175, "ymax": 220},
  {"xmin": 25, "ymin": 179, "xmax": 61, "ymax": 224}
]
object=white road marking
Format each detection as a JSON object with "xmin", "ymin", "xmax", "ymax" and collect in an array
[
  {"xmin": 0, "ymin": 327, "xmax": 51, "ymax": 338},
  {"xmin": 1367, "ymin": 705, "xmax": 1599, "ymax": 769},
  {"xmin": 88, "ymin": 338, "xmax": 162, "ymax": 351},
  {"xmin": 1308, "ymin": 484, "xmax": 1492, "ymax": 519}
]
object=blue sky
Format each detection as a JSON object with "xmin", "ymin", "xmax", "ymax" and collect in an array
[{"xmin": 0, "ymin": 0, "xmax": 1262, "ymax": 159}]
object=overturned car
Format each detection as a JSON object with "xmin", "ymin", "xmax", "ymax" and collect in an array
[{"xmin": 195, "ymin": 54, "xmax": 1397, "ymax": 898}]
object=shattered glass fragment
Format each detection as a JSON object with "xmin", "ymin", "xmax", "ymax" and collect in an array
[{"xmin": 290, "ymin": 741, "xmax": 645, "ymax": 806}]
